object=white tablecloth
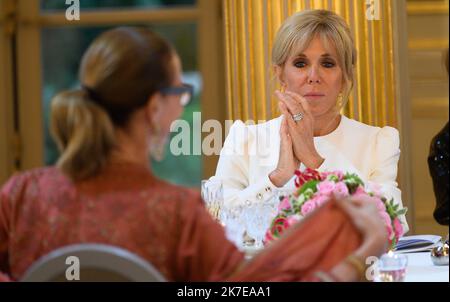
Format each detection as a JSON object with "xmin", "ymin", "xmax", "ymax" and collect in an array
[
  {"xmin": 242, "ymin": 244, "xmax": 448, "ymax": 282},
  {"xmin": 243, "ymin": 248, "xmax": 448, "ymax": 281},
  {"xmin": 404, "ymin": 252, "xmax": 449, "ymax": 282}
]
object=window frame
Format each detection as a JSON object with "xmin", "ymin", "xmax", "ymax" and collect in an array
[
  {"xmin": 9, "ymin": 0, "xmax": 225, "ymax": 182},
  {"xmin": 0, "ymin": 0, "xmax": 16, "ymax": 184}
]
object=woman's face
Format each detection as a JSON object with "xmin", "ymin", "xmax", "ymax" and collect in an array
[{"xmin": 277, "ymin": 36, "xmax": 344, "ymax": 118}]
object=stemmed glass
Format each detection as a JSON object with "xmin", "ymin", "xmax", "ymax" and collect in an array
[
  {"xmin": 201, "ymin": 179, "xmax": 247, "ymax": 248},
  {"xmin": 242, "ymin": 196, "xmax": 279, "ymax": 249},
  {"xmin": 220, "ymin": 202, "xmax": 246, "ymax": 249},
  {"xmin": 201, "ymin": 179, "xmax": 222, "ymax": 221}
]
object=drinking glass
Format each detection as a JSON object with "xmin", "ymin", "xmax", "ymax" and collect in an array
[
  {"xmin": 201, "ymin": 179, "xmax": 222, "ymax": 221},
  {"xmin": 242, "ymin": 196, "xmax": 279, "ymax": 249},
  {"xmin": 220, "ymin": 202, "xmax": 246, "ymax": 248},
  {"xmin": 376, "ymin": 252, "xmax": 408, "ymax": 282}
]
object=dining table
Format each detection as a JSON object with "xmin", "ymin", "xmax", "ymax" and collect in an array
[{"xmin": 403, "ymin": 251, "xmax": 449, "ymax": 282}]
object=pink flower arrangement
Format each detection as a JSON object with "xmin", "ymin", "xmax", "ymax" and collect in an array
[{"xmin": 264, "ymin": 168, "xmax": 407, "ymax": 250}]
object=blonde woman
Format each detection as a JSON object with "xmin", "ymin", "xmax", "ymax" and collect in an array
[{"xmin": 212, "ymin": 9, "xmax": 408, "ymax": 232}]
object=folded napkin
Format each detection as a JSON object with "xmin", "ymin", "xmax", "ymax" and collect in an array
[{"xmin": 395, "ymin": 235, "xmax": 442, "ymax": 253}]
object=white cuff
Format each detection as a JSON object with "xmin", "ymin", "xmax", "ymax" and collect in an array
[{"xmin": 236, "ymin": 174, "xmax": 277, "ymax": 204}]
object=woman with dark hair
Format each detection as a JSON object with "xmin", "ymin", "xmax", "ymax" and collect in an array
[{"xmin": 0, "ymin": 27, "xmax": 386, "ymax": 282}]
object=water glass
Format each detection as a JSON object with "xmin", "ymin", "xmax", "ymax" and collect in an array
[
  {"xmin": 220, "ymin": 203, "xmax": 246, "ymax": 248},
  {"xmin": 242, "ymin": 197, "xmax": 279, "ymax": 249},
  {"xmin": 201, "ymin": 179, "xmax": 223, "ymax": 221},
  {"xmin": 376, "ymin": 252, "xmax": 408, "ymax": 282}
]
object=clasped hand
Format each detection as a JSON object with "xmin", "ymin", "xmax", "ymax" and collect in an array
[{"xmin": 269, "ymin": 90, "xmax": 324, "ymax": 187}]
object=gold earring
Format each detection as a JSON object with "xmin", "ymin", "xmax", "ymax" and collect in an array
[
  {"xmin": 280, "ymin": 85, "xmax": 286, "ymax": 93},
  {"xmin": 337, "ymin": 93, "xmax": 344, "ymax": 109}
]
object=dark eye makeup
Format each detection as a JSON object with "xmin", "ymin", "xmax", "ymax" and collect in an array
[{"xmin": 291, "ymin": 54, "xmax": 337, "ymax": 69}]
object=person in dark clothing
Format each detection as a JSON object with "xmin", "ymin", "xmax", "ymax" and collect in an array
[
  {"xmin": 427, "ymin": 49, "xmax": 449, "ymax": 226},
  {"xmin": 428, "ymin": 122, "xmax": 449, "ymax": 225}
]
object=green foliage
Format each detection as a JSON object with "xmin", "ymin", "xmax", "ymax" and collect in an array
[
  {"xmin": 343, "ymin": 172, "xmax": 364, "ymax": 194},
  {"xmin": 297, "ymin": 180, "xmax": 319, "ymax": 196},
  {"xmin": 384, "ymin": 198, "xmax": 408, "ymax": 219},
  {"xmin": 326, "ymin": 174, "xmax": 339, "ymax": 182}
]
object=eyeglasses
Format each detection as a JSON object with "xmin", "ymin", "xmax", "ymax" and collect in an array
[{"xmin": 160, "ymin": 83, "xmax": 194, "ymax": 106}]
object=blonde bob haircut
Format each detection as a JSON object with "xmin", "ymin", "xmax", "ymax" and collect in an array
[{"xmin": 272, "ymin": 9, "xmax": 357, "ymax": 104}]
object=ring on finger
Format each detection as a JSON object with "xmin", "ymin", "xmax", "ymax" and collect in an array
[{"xmin": 292, "ymin": 112, "xmax": 304, "ymax": 122}]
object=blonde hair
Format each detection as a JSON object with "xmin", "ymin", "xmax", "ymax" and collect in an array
[
  {"xmin": 51, "ymin": 90, "xmax": 115, "ymax": 180},
  {"xmin": 272, "ymin": 9, "xmax": 356, "ymax": 104},
  {"xmin": 51, "ymin": 27, "xmax": 174, "ymax": 181}
]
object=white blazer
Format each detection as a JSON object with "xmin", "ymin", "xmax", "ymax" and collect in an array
[{"xmin": 210, "ymin": 115, "xmax": 409, "ymax": 233}]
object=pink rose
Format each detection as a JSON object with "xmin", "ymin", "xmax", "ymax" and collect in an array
[
  {"xmin": 323, "ymin": 170, "xmax": 344, "ymax": 181},
  {"xmin": 352, "ymin": 186, "xmax": 369, "ymax": 198},
  {"xmin": 373, "ymin": 197, "xmax": 386, "ymax": 212},
  {"xmin": 317, "ymin": 181, "xmax": 335, "ymax": 196},
  {"xmin": 286, "ymin": 214, "xmax": 302, "ymax": 226},
  {"xmin": 294, "ymin": 168, "xmax": 322, "ymax": 187},
  {"xmin": 312, "ymin": 194, "xmax": 329, "ymax": 207},
  {"xmin": 273, "ymin": 216, "xmax": 290, "ymax": 233},
  {"xmin": 334, "ymin": 171, "xmax": 344, "ymax": 181},
  {"xmin": 379, "ymin": 211, "xmax": 394, "ymax": 240},
  {"xmin": 264, "ymin": 231, "xmax": 274, "ymax": 244},
  {"xmin": 321, "ymin": 171, "xmax": 344, "ymax": 180},
  {"xmin": 352, "ymin": 190, "xmax": 385, "ymax": 211},
  {"xmin": 320, "ymin": 171, "xmax": 333, "ymax": 179},
  {"xmin": 393, "ymin": 218, "xmax": 404, "ymax": 239},
  {"xmin": 301, "ymin": 200, "xmax": 317, "ymax": 216},
  {"xmin": 333, "ymin": 182, "xmax": 349, "ymax": 199},
  {"xmin": 278, "ymin": 196, "xmax": 291, "ymax": 212},
  {"xmin": 264, "ymin": 216, "xmax": 290, "ymax": 244}
]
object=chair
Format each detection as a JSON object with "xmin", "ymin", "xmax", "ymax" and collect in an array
[{"xmin": 21, "ymin": 243, "xmax": 167, "ymax": 282}]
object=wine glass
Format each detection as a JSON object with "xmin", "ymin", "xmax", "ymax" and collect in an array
[
  {"xmin": 220, "ymin": 202, "xmax": 246, "ymax": 249},
  {"xmin": 242, "ymin": 197, "xmax": 279, "ymax": 249},
  {"xmin": 201, "ymin": 179, "xmax": 222, "ymax": 221}
]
